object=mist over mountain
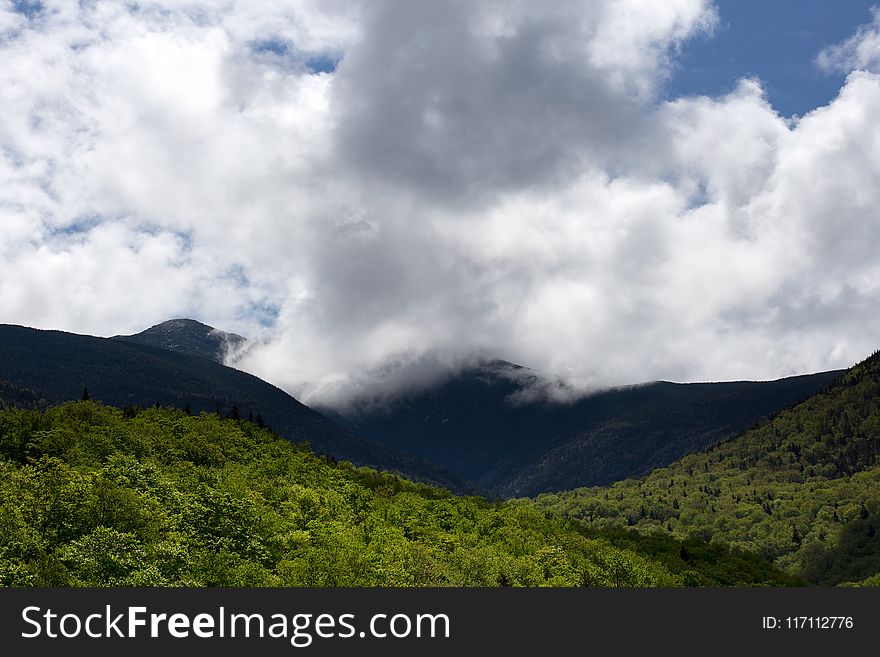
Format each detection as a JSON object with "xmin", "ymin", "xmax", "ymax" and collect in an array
[
  {"xmin": 0, "ymin": 318, "xmax": 851, "ymax": 501},
  {"xmin": 323, "ymin": 360, "xmax": 843, "ymax": 496}
]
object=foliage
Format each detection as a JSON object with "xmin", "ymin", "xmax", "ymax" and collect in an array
[
  {"xmin": 537, "ymin": 351, "xmax": 880, "ymax": 586},
  {"xmin": 0, "ymin": 324, "xmax": 477, "ymax": 493},
  {"xmin": 0, "ymin": 402, "xmax": 794, "ymax": 587}
]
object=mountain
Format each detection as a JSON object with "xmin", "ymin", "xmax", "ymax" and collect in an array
[
  {"xmin": 323, "ymin": 360, "xmax": 843, "ymax": 496},
  {"xmin": 0, "ymin": 324, "xmax": 477, "ymax": 494},
  {"xmin": 0, "ymin": 379, "xmax": 47, "ymax": 411},
  {"xmin": 536, "ymin": 350, "xmax": 880, "ymax": 585},
  {"xmin": 113, "ymin": 318, "xmax": 246, "ymax": 364},
  {"xmin": 0, "ymin": 400, "xmax": 800, "ymax": 587}
]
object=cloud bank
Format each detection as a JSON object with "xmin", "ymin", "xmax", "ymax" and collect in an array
[{"xmin": 1, "ymin": 0, "xmax": 880, "ymax": 404}]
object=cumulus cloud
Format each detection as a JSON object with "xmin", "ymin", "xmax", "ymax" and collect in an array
[
  {"xmin": 330, "ymin": 0, "xmax": 715, "ymax": 203},
  {"xmin": 817, "ymin": 6, "xmax": 880, "ymax": 74},
  {"xmin": 1, "ymin": 0, "xmax": 880, "ymax": 406}
]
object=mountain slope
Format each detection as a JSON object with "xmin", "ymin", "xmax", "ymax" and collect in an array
[
  {"xmin": 0, "ymin": 401, "xmax": 800, "ymax": 587},
  {"xmin": 325, "ymin": 361, "xmax": 843, "ymax": 496},
  {"xmin": 0, "ymin": 379, "xmax": 47, "ymax": 411},
  {"xmin": 536, "ymin": 350, "xmax": 880, "ymax": 585},
  {"xmin": 113, "ymin": 318, "xmax": 246, "ymax": 363},
  {"xmin": 0, "ymin": 324, "xmax": 476, "ymax": 493}
]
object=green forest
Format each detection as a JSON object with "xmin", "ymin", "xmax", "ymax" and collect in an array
[
  {"xmin": 537, "ymin": 352, "xmax": 880, "ymax": 586},
  {"xmin": 0, "ymin": 402, "xmax": 797, "ymax": 587}
]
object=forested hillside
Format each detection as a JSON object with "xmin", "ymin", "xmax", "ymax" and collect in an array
[
  {"xmin": 537, "ymin": 352, "xmax": 880, "ymax": 586},
  {"xmin": 0, "ymin": 402, "xmax": 797, "ymax": 587},
  {"xmin": 0, "ymin": 324, "xmax": 476, "ymax": 494},
  {"xmin": 2, "ymin": 323, "xmax": 841, "ymax": 498},
  {"xmin": 0, "ymin": 379, "xmax": 47, "ymax": 411}
]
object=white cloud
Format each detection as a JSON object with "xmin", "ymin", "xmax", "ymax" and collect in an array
[
  {"xmin": 1, "ymin": 0, "xmax": 880, "ymax": 406},
  {"xmin": 817, "ymin": 6, "xmax": 880, "ymax": 74}
]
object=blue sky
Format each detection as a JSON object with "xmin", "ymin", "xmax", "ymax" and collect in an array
[{"xmin": 669, "ymin": 0, "xmax": 877, "ymax": 116}]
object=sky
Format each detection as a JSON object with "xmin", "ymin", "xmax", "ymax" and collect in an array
[
  {"xmin": 668, "ymin": 0, "xmax": 876, "ymax": 116},
  {"xmin": 2, "ymin": 0, "xmax": 880, "ymax": 405}
]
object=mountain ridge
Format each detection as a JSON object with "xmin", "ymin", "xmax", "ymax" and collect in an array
[
  {"xmin": 113, "ymin": 318, "xmax": 246, "ymax": 364},
  {"xmin": 0, "ymin": 323, "xmax": 478, "ymax": 494},
  {"xmin": 324, "ymin": 360, "xmax": 844, "ymax": 496}
]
